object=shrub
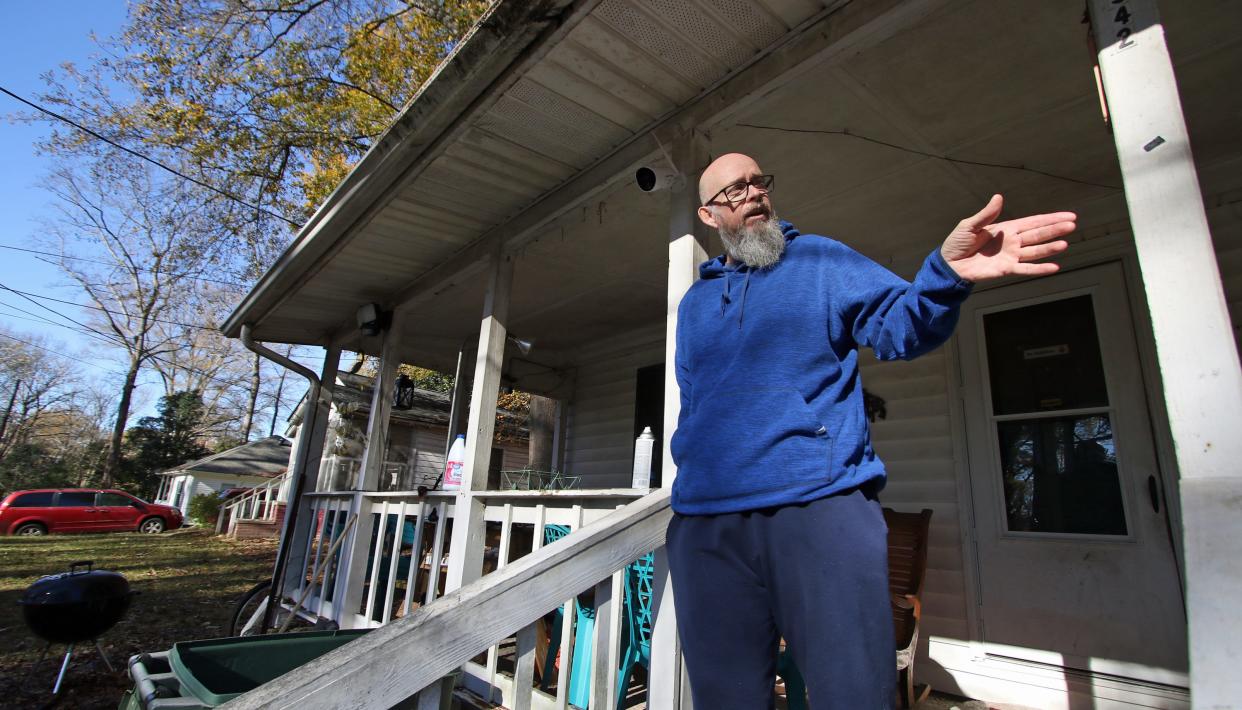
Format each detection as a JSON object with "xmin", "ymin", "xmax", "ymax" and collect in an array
[{"xmin": 188, "ymin": 492, "xmax": 222, "ymax": 527}]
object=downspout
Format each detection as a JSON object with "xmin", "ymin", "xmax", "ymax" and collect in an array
[{"xmin": 241, "ymin": 324, "xmax": 321, "ymax": 633}]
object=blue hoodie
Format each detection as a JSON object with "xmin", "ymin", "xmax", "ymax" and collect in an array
[{"xmin": 668, "ymin": 222, "xmax": 972, "ymax": 515}]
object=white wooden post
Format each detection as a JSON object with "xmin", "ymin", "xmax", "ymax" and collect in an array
[
  {"xmin": 650, "ymin": 131, "xmax": 711, "ymax": 710},
  {"xmin": 337, "ymin": 314, "xmax": 406, "ymax": 624},
  {"xmin": 1088, "ymin": 2, "xmax": 1242, "ymax": 703},
  {"xmin": 358, "ymin": 313, "xmax": 406, "ymax": 491},
  {"xmin": 445, "ymin": 249, "xmax": 514, "ymax": 592}
]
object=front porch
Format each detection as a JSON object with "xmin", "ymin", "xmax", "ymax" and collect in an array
[{"xmin": 219, "ymin": 0, "xmax": 1242, "ymax": 707}]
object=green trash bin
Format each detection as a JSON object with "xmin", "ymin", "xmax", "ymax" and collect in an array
[{"xmin": 123, "ymin": 630, "xmax": 370, "ymax": 709}]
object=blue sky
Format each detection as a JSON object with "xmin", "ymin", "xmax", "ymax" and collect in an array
[
  {"xmin": 0, "ymin": 3, "xmax": 322, "ymax": 429},
  {"xmin": 0, "ymin": 2, "xmax": 130, "ymax": 371}
]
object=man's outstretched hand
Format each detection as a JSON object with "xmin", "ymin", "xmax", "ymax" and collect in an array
[{"xmin": 941, "ymin": 194, "xmax": 1076, "ymax": 283}]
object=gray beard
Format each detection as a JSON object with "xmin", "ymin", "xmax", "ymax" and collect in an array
[{"xmin": 719, "ymin": 215, "xmax": 785, "ymax": 269}]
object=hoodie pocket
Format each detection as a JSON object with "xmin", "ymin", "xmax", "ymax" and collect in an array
[{"xmin": 670, "ymin": 388, "xmax": 833, "ymax": 502}]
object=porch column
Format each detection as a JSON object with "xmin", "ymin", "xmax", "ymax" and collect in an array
[
  {"xmin": 1089, "ymin": 2, "xmax": 1242, "ymax": 703},
  {"xmin": 280, "ymin": 345, "xmax": 341, "ymax": 593},
  {"xmin": 650, "ymin": 130, "xmax": 711, "ymax": 710},
  {"xmin": 337, "ymin": 313, "xmax": 407, "ymax": 623},
  {"xmin": 445, "ymin": 248, "xmax": 514, "ymax": 591},
  {"xmin": 357, "ymin": 312, "xmax": 407, "ymax": 491}
]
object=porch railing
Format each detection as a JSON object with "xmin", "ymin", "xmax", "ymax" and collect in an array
[
  {"xmin": 216, "ymin": 473, "xmax": 287, "ymax": 535},
  {"xmin": 224, "ymin": 487, "xmax": 671, "ymax": 709}
]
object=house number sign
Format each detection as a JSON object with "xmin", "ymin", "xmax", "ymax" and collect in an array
[{"xmin": 1091, "ymin": 0, "xmax": 1157, "ymax": 54}]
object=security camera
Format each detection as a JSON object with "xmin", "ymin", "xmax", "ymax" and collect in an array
[{"xmin": 635, "ymin": 165, "xmax": 683, "ymax": 193}]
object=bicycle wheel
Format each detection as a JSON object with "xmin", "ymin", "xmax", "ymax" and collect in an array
[{"xmin": 229, "ymin": 581, "xmax": 316, "ymax": 636}]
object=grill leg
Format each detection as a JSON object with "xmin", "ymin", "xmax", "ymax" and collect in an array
[
  {"xmin": 93, "ymin": 639, "xmax": 116, "ymax": 673},
  {"xmin": 52, "ymin": 643, "xmax": 74, "ymax": 695}
]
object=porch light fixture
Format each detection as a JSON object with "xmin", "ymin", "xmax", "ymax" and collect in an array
[
  {"xmin": 393, "ymin": 374, "xmax": 416, "ymax": 411},
  {"xmin": 507, "ymin": 335, "xmax": 534, "ymax": 356},
  {"xmin": 356, "ymin": 303, "xmax": 389, "ymax": 337}
]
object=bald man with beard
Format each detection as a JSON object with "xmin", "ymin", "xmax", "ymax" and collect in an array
[{"xmin": 666, "ymin": 153, "xmax": 1076, "ymax": 709}]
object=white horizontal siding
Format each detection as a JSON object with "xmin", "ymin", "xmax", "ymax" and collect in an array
[
  {"xmin": 860, "ymin": 348, "xmax": 971, "ymax": 646},
  {"xmin": 564, "ymin": 323, "xmax": 665, "ymax": 487}
]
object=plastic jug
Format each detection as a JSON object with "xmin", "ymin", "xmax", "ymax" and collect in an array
[{"xmin": 443, "ymin": 434, "xmax": 466, "ymax": 490}]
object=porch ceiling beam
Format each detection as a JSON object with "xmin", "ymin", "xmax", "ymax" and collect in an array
[
  {"xmin": 377, "ymin": 0, "xmax": 952, "ymax": 321},
  {"xmin": 1088, "ymin": 1, "xmax": 1242, "ymax": 704}
]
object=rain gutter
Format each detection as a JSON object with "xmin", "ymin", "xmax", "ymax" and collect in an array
[{"xmin": 240, "ymin": 324, "xmax": 321, "ymax": 632}]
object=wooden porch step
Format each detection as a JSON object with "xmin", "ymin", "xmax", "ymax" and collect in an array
[{"xmin": 233, "ymin": 519, "xmax": 281, "ymax": 539}]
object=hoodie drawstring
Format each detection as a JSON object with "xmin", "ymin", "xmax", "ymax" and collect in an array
[
  {"xmin": 738, "ymin": 269, "xmax": 752, "ymax": 329},
  {"xmin": 719, "ymin": 270, "xmax": 754, "ymax": 328}
]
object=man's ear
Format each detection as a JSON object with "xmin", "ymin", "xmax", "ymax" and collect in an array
[{"xmin": 697, "ymin": 205, "xmax": 718, "ymax": 229}]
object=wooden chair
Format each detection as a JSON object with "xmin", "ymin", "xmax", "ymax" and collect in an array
[
  {"xmin": 886, "ymin": 507, "xmax": 933, "ymax": 708},
  {"xmin": 777, "ymin": 507, "xmax": 933, "ymax": 709}
]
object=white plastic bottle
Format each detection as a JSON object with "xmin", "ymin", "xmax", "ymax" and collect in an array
[
  {"xmin": 443, "ymin": 434, "xmax": 466, "ymax": 490},
  {"xmin": 632, "ymin": 426, "xmax": 655, "ymax": 489}
]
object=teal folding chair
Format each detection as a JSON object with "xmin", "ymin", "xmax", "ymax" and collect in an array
[
  {"xmin": 615, "ymin": 552, "xmax": 653, "ymax": 710},
  {"xmin": 540, "ymin": 525, "xmax": 596, "ymax": 708}
]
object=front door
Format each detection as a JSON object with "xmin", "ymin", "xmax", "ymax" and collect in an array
[{"xmin": 958, "ymin": 262, "xmax": 1187, "ymax": 685}]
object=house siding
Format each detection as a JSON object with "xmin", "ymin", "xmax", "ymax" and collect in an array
[
  {"xmin": 860, "ymin": 349, "xmax": 972, "ymax": 644},
  {"xmin": 563, "ymin": 323, "xmax": 666, "ymax": 488}
]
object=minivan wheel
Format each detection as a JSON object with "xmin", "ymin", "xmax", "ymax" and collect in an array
[
  {"xmin": 14, "ymin": 523, "xmax": 46, "ymax": 536},
  {"xmin": 139, "ymin": 517, "xmax": 165, "ymax": 534}
]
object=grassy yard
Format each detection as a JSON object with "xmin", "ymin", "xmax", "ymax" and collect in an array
[{"xmin": 0, "ymin": 529, "xmax": 277, "ymax": 710}]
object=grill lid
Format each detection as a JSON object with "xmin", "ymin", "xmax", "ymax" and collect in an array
[{"xmin": 18, "ymin": 560, "xmax": 131, "ymax": 606}]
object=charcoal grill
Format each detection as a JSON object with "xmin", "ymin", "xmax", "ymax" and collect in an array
[{"xmin": 18, "ymin": 560, "xmax": 135, "ymax": 694}]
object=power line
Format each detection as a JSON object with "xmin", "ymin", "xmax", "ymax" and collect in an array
[
  {"xmin": 0, "ymin": 282, "xmax": 128, "ymax": 349},
  {"xmin": 0, "ymin": 85, "xmax": 301, "ymax": 228},
  {"xmin": 0, "ymin": 330, "xmax": 125, "ymax": 374},
  {"xmin": 0, "ymin": 291, "xmax": 255, "ymax": 391},
  {"xmin": 734, "ymin": 123, "xmax": 1123, "ymax": 191},
  {"xmin": 3, "ymin": 285, "xmax": 219, "ymax": 332},
  {"xmin": 0, "ymin": 243, "xmax": 248, "ymax": 288}
]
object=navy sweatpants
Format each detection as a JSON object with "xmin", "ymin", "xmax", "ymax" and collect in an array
[{"xmin": 666, "ymin": 485, "xmax": 895, "ymax": 709}]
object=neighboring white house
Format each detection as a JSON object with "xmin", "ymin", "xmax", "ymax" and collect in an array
[
  {"xmin": 218, "ymin": 1, "xmax": 1242, "ymax": 708},
  {"xmin": 307, "ymin": 370, "xmax": 529, "ymax": 494},
  {"xmin": 155, "ymin": 436, "xmax": 293, "ymax": 519}
]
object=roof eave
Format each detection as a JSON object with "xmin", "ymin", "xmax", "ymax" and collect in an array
[{"xmin": 222, "ymin": 0, "xmax": 579, "ymax": 340}]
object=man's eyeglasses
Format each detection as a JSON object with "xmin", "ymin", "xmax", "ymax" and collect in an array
[{"xmin": 703, "ymin": 174, "xmax": 775, "ymax": 207}]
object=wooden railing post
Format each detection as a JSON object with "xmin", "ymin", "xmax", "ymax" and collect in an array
[{"xmin": 650, "ymin": 130, "xmax": 711, "ymax": 710}]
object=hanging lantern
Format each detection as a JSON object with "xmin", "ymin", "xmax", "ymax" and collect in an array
[{"xmin": 393, "ymin": 374, "xmax": 416, "ymax": 410}]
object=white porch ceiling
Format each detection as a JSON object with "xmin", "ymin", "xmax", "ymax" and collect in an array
[{"xmin": 225, "ymin": 0, "xmax": 1242, "ymax": 378}]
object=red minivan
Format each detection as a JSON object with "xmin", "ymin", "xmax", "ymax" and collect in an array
[{"xmin": 0, "ymin": 488, "xmax": 183, "ymax": 536}]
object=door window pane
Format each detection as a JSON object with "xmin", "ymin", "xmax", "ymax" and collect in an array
[
  {"xmin": 57, "ymin": 491, "xmax": 97, "ymax": 507},
  {"xmin": 984, "ymin": 295, "xmax": 1108, "ymax": 414},
  {"xmin": 98, "ymin": 493, "xmax": 133, "ymax": 507},
  {"xmin": 12, "ymin": 492, "xmax": 54, "ymax": 507},
  {"xmin": 998, "ymin": 415, "xmax": 1127, "ymax": 535}
]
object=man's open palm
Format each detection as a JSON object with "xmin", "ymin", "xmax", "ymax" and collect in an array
[{"xmin": 941, "ymin": 195, "xmax": 1076, "ymax": 283}]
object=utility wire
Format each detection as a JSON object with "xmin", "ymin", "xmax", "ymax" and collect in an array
[
  {"xmin": 0, "ymin": 243, "xmax": 248, "ymax": 288},
  {"xmin": 0, "ymin": 282, "xmax": 127, "ymax": 349},
  {"xmin": 0, "ymin": 85, "xmax": 301, "ymax": 228},
  {"xmin": 2, "ymin": 285, "xmax": 218, "ymax": 332},
  {"xmin": 0, "ymin": 330, "xmax": 125, "ymax": 374},
  {"xmin": 0, "ymin": 297, "xmax": 247, "ymax": 390},
  {"xmin": 734, "ymin": 123, "xmax": 1122, "ymax": 191}
]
